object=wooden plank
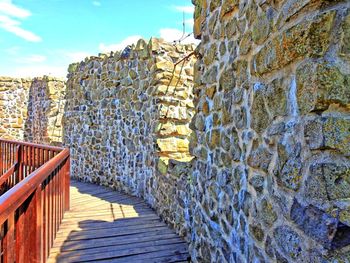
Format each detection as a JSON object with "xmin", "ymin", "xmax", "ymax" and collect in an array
[
  {"xmin": 58, "ymin": 217, "xmax": 162, "ymax": 231},
  {"xmin": 69, "ymin": 183, "xmax": 137, "ymax": 198},
  {"xmin": 51, "ymin": 243, "xmax": 188, "ymax": 262},
  {"xmin": 50, "ymin": 237, "xmax": 184, "ymax": 259},
  {"xmin": 68, "ymin": 200, "xmax": 148, "ymax": 210},
  {"xmin": 59, "ymin": 212, "xmax": 154, "ymax": 222},
  {"xmin": 50, "ymin": 232, "xmax": 179, "ymax": 252},
  {"xmin": 55, "ymin": 222, "xmax": 170, "ymax": 239},
  {"xmin": 69, "ymin": 188, "xmax": 138, "ymax": 197},
  {"xmin": 51, "ymin": 230, "xmax": 179, "ymax": 253},
  {"xmin": 53, "ymin": 225, "xmax": 172, "ymax": 242},
  {"xmin": 58, "ymin": 214, "xmax": 160, "ymax": 228},
  {"xmin": 69, "ymin": 193, "xmax": 143, "ymax": 206},
  {"xmin": 69, "ymin": 197, "xmax": 144, "ymax": 208},
  {"xmin": 70, "ymin": 190, "xmax": 142, "ymax": 200},
  {"xmin": 68, "ymin": 202, "xmax": 148, "ymax": 212},
  {"xmin": 96, "ymin": 252, "xmax": 190, "ymax": 263},
  {"xmin": 62, "ymin": 207, "xmax": 153, "ymax": 219},
  {"xmin": 69, "ymin": 196, "xmax": 143, "ymax": 206}
]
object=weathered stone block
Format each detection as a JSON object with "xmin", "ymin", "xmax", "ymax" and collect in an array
[
  {"xmin": 290, "ymin": 199, "xmax": 347, "ymax": 249},
  {"xmin": 157, "ymin": 158, "xmax": 168, "ymax": 175},
  {"xmin": 249, "ymin": 173, "xmax": 265, "ymax": 193},
  {"xmin": 207, "ymin": 129, "xmax": 221, "ymax": 150},
  {"xmin": 274, "ymin": 226, "xmax": 303, "ymax": 260},
  {"xmin": 252, "ymin": 12, "xmax": 270, "ymax": 45},
  {"xmin": 265, "ymin": 78, "xmax": 287, "ymax": 118},
  {"xmin": 248, "ymin": 144, "xmax": 272, "ymax": 172},
  {"xmin": 304, "ymin": 118, "xmax": 323, "ymax": 149},
  {"xmin": 296, "ymin": 61, "xmax": 350, "ymax": 114},
  {"xmin": 305, "ymin": 160, "xmax": 350, "ymax": 201},
  {"xmin": 234, "ymin": 60, "xmax": 248, "ymax": 87},
  {"xmin": 219, "ymin": 66, "xmax": 235, "ymax": 91},
  {"xmin": 340, "ymin": 12, "xmax": 350, "ymax": 59},
  {"xmin": 220, "ymin": 0, "xmax": 238, "ymax": 19},
  {"xmin": 323, "ymin": 118, "xmax": 350, "ymax": 156},
  {"xmin": 251, "ymin": 83, "xmax": 269, "ymax": 133},
  {"xmin": 193, "ymin": 0, "xmax": 207, "ymax": 39},
  {"xmin": 275, "ymin": 134, "xmax": 303, "ymax": 190},
  {"xmin": 250, "ymin": 223, "xmax": 264, "ymax": 242},
  {"xmin": 276, "ymin": 0, "xmax": 311, "ymax": 28},
  {"xmin": 154, "ymin": 61, "xmax": 174, "ymax": 72},
  {"xmin": 304, "ymin": 117, "xmax": 350, "ymax": 156},
  {"xmin": 260, "ymin": 198, "xmax": 277, "ymax": 227},
  {"xmin": 157, "ymin": 138, "xmax": 190, "ymax": 153},
  {"xmin": 239, "ymin": 32, "xmax": 252, "ymax": 55},
  {"xmin": 323, "ymin": 163, "xmax": 350, "ymax": 200},
  {"xmin": 252, "ymin": 11, "xmax": 335, "ymax": 75},
  {"xmin": 204, "ymin": 44, "xmax": 217, "ymax": 66}
]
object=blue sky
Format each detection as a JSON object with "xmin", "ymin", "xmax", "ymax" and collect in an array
[{"xmin": 0, "ymin": 0, "xmax": 197, "ymax": 78}]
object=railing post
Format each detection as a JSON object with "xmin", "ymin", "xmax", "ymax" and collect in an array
[
  {"xmin": 3, "ymin": 212, "xmax": 15, "ymax": 263},
  {"xmin": 33, "ymin": 185, "xmax": 43, "ymax": 263},
  {"xmin": 15, "ymin": 186, "xmax": 43, "ymax": 263},
  {"xmin": 0, "ymin": 141, "xmax": 3, "ymax": 175},
  {"xmin": 16, "ymin": 145, "xmax": 23, "ymax": 183},
  {"xmin": 64, "ymin": 157, "xmax": 70, "ymax": 211}
]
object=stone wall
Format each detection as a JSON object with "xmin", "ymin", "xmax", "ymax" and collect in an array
[
  {"xmin": 0, "ymin": 77, "xmax": 31, "ymax": 140},
  {"xmin": 25, "ymin": 77, "xmax": 66, "ymax": 145},
  {"xmin": 1, "ymin": 2, "xmax": 349, "ymax": 261},
  {"xmin": 63, "ymin": 38, "xmax": 196, "ymax": 210},
  {"xmin": 0, "ymin": 76, "xmax": 66, "ymax": 145},
  {"xmin": 189, "ymin": 0, "xmax": 350, "ymax": 262}
]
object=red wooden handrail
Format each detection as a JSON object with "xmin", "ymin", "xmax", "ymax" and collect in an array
[
  {"xmin": 0, "ymin": 145, "xmax": 20, "ymax": 192},
  {"xmin": 0, "ymin": 163, "xmax": 17, "ymax": 188},
  {"xmin": 0, "ymin": 148, "xmax": 69, "ymax": 225},
  {"xmin": 0, "ymin": 139, "xmax": 70, "ymax": 262},
  {"xmin": 0, "ymin": 139, "xmax": 63, "ymax": 152}
]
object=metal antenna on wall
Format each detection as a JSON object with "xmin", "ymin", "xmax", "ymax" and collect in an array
[{"xmin": 174, "ymin": 11, "xmax": 186, "ymax": 44}]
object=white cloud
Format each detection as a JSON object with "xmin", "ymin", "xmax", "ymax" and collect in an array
[
  {"xmin": 185, "ymin": 18, "xmax": 194, "ymax": 26},
  {"xmin": 174, "ymin": 6, "xmax": 194, "ymax": 14},
  {"xmin": 64, "ymin": 51, "xmax": 91, "ymax": 63},
  {"xmin": 0, "ymin": 0, "xmax": 31, "ymax": 18},
  {"xmin": 99, "ymin": 35, "xmax": 142, "ymax": 53},
  {"xmin": 5, "ymin": 45, "xmax": 21, "ymax": 55},
  {"xmin": 14, "ymin": 54, "xmax": 46, "ymax": 64},
  {"xmin": 0, "ymin": 1, "xmax": 41, "ymax": 42},
  {"xmin": 5, "ymin": 65, "xmax": 67, "ymax": 78},
  {"xmin": 159, "ymin": 28, "xmax": 199, "ymax": 45},
  {"xmin": 92, "ymin": 1, "xmax": 101, "ymax": 7}
]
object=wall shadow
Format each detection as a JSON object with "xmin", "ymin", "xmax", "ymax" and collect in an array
[{"xmin": 23, "ymin": 77, "xmax": 65, "ymax": 146}]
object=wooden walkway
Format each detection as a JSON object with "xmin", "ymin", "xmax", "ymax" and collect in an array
[{"xmin": 48, "ymin": 180, "xmax": 189, "ymax": 263}]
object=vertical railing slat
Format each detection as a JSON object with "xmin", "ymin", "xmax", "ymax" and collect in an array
[{"xmin": 3, "ymin": 212, "xmax": 15, "ymax": 263}]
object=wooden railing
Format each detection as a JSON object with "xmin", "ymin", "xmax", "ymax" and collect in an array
[
  {"xmin": 0, "ymin": 139, "xmax": 70, "ymax": 262},
  {"xmin": 0, "ymin": 141, "xmax": 19, "ymax": 194}
]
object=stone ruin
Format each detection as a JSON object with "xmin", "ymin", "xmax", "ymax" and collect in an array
[
  {"xmin": 1, "ymin": 0, "xmax": 350, "ymax": 262},
  {"xmin": 0, "ymin": 76, "xmax": 65, "ymax": 145}
]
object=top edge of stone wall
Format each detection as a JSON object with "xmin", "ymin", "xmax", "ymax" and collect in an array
[
  {"xmin": 0, "ymin": 76, "xmax": 65, "ymax": 83},
  {"xmin": 67, "ymin": 37, "xmax": 197, "ymax": 74},
  {"xmin": 32, "ymin": 76, "xmax": 65, "ymax": 82}
]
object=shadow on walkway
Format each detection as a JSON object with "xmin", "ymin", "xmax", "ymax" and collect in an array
[{"xmin": 48, "ymin": 180, "xmax": 189, "ymax": 263}]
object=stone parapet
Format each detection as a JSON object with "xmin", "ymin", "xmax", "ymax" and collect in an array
[{"xmin": 63, "ymin": 38, "xmax": 196, "ymax": 214}]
